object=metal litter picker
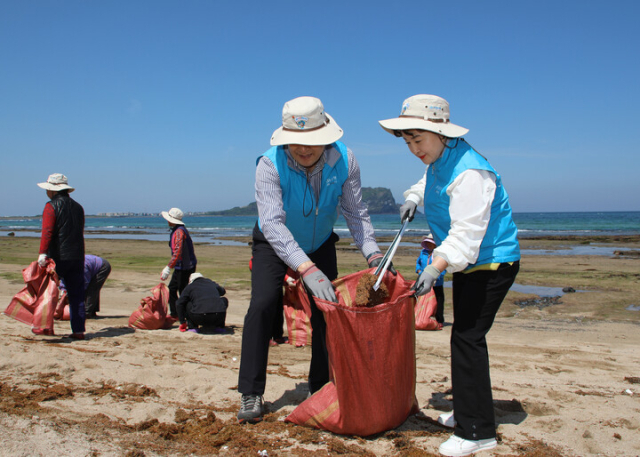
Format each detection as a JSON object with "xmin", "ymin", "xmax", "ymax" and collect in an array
[{"xmin": 373, "ymin": 220, "xmax": 409, "ymax": 291}]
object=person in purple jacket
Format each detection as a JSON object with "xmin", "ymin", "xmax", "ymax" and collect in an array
[
  {"xmin": 83, "ymin": 255, "xmax": 111, "ymax": 318},
  {"xmin": 60, "ymin": 255, "xmax": 111, "ymax": 319}
]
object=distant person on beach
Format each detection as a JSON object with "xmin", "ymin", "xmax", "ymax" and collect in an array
[
  {"xmin": 160, "ymin": 208, "xmax": 197, "ymax": 318},
  {"xmin": 60, "ymin": 254, "xmax": 111, "ymax": 319},
  {"xmin": 237, "ymin": 96, "xmax": 387, "ymax": 424},
  {"xmin": 379, "ymin": 94, "xmax": 520, "ymax": 456},
  {"xmin": 415, "ymin": 235, "xmax": 446, "ymax": 327},
  {"xmin": 176, "ymin": 273, "xmax": 228, "ymax": 333},
  {"xmin": 36, "ymin": 173, "xmax": 86, "ymax": 340}
]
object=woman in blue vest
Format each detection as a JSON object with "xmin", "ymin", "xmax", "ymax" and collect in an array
[
  {"xmin": 379, "ymin": 94, "xmax": 520, "ymax": 457},
  {"xmin": 237, "ymin": 96, "xmax": 387, "ymax": 424}
]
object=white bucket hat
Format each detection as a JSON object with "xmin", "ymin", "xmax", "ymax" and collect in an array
[
  {"xmin": 161, "ymin": 207, "xmax": 185, "ymax": 225},
  {"xmin": 188, "ymin": 272, "xmax": 203, "ymax": 284},
  {"xmin": 379, "ymin": 94, "xmax": 469, "ymax": 138},
  {"xmin": 270, "ymin": 96, "xmax": 344, "ymax": 146},
  {"xmin": 37, "ymin": 173, "xmax": 75, "ymax": 192}
]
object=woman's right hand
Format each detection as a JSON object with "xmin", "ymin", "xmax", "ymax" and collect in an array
[{"xmin": 399, "ymin": 201, "xmax": 417, "ymax": 223}]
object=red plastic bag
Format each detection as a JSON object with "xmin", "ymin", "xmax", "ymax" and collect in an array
[
  {"xmin": 4, "ymin": 261, "xmax": 59, "ymax": 333},
  {"xmin": 286, "ymin": 269, "xmax": 419, "ymax": 436},
  {"xmin": 283, "ymin": 280, "xmax": 312, "ymax": 347},
  {"xmin": 414, "ymin": 288, "xmax": 439, "ymax": 330},
  {"xmin": 128, "ymin": 283, "xmax": 174, "ymax": 330}
]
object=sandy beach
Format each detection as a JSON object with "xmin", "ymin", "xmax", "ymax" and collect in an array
[{"xmin": 1, "ymin": 235, "xmax": 639, "ymax": 456}]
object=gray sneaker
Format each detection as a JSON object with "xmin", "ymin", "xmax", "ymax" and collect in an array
[{"xmin": 237, "ymin": 394, "xmax": 264, "ymax": 423}]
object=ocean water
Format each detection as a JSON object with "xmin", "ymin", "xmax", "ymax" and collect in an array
[{"xmin": 2, "ymin": 211, "xmax": 639, "ymax": 247}]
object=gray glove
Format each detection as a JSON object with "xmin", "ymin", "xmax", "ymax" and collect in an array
[
  {"xmin": 366, "ymin": 251, "xmax": 397, "ymax": 275},
  {"xmin": 400, "ymin": 201, "xmax": 417, "ymax": 223},
  {"xmin": 412, "ymin": 264, "xmax": 441, "ymax": 296},
  {"xmin": 301, "ymin": 264, "xmax": 337, "ymax": 303}
]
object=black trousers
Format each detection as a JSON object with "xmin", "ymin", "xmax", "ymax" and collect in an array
[
  {"xmin": 56, "ymin": 258, "xmax": 86, "ymax": 334},
  {"xmin": 451, "ymin": 261, "xmax": 519, "ymax": 441},
  {"xmin": 168, "ymin": 267, "xmax": 195, "ymax": 317},
  {"xmin": 433, "ymin": 284, "xmax": 445, "ymax": 324},
  {"xmin": 238, "ymin": 224, "xmax": 338, "ymax": 396},
  {"xmin": 187, "ymin": 307, "xmax": 227, "ymax": 329},
  {"xmin": 85, "ymin": 260, "xmax": 111, "ymax": 315}
]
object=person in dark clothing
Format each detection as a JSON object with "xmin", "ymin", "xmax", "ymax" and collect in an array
[
  {"xmin": 160, "ymin": 207, "xmax": 197, "ymax": 318},
  {"xmin": 37, "ymin": 173, "xmax": 86, "ymax": 340},
  {"xmin": 176, "ymin": 273, "xmax": 228, "ymax": 332}
]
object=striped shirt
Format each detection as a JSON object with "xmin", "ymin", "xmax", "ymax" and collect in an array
[{"xmin": 256, "ymin": 145, "xmax": 380, "ymax": 270}]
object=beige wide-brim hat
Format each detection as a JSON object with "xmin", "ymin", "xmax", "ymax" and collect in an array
[
  {"xmin": 189, "ymin": 272, "xmax": 203, "ymax": 284},
  {"xmin": 379, "ymin": 94, "xmax": 469, "ymax": 138},
  {"xmin": 161, "ymin": 207, "xmax": 185, "ymax": 225},
  {"xmin": 37, "ymin": 173, "xmax": 75, "ymax": 192},
  {"xmin": 270, "ymin": 96, "xmax": 344, "ymax": 146}
]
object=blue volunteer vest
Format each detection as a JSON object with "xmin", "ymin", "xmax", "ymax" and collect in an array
[
  {"xmin": 425, "ymin": 139, "xmax": 520, "ymax": 269},
  {"xmin": 258, "ymin": 142, "xmax": 349, "ymax": 254}
]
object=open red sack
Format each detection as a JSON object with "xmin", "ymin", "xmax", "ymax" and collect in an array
[
  {"xmin": 128, "ymin": 283, "xmax": 174, "ymax": 330},
  {"xmin": 286, "ymin": 269, "xmax": 419, "ymax": 436},
  {"xmin": 4, "ymin": 260, "xmax": 59, "ymax": 333},
  {"xmin": 414, "ymin": 288, "xmax": 439, "ymax": 330},
  {"xmin": 283, "ymin": 280, "xmax": 312, "ymax": 347}
]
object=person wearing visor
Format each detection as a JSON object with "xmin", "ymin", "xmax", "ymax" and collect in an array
[
  {"xmin": 379, "ymin": 94, "xmax": 520, "ymax": 456},
  {"xmin": 237, "ymin": 96, "xmax": 387, "ymax": 424}
]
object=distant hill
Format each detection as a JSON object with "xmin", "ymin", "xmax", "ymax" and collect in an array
[
  {"xmin": 201, "ymin": 202, "xmax": 258, "ymax": 216},
  {"xmin": 361, "ymin": 187, "xmax": 400, "ymax": 214},
  {"xmin": 200, "ymin": 187, "xmax": 399, "ymax": 216}
]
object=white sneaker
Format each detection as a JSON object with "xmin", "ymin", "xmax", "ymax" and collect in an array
[
  {"xmin": 437, "ymin": 410, "xmax": 457, "ymax": 428},
  {"xmin": 438, "ymin": 435, "xmax": 497, "ymax": 456}
]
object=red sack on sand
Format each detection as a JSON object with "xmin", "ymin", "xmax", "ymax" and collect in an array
[
  {"xmin": 414, "ymin": 288, "xmax": 439, "ymax": 330},
  {"xmin": 286, "ymin": 269, "xmax": 419, "ymax": 436},
  {"xmin": 283, "ymin": 280, "xmax": 312, "ymax": 347},
  {"xmin": 4, "ymin": 261, "xmax": 59, "ymax": 333},
  {"xmin": 53, "ymin": 290, "xmax": 70, "ymax": 321},
  {"xmin": 128, "ymin": 283, "xmax": 174, "ymax": 330}
]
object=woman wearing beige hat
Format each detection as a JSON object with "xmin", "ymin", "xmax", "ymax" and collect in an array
[
  {"xmin": 379, "ymin": 95, "xmax": 520, "ymax": 456},
  {"xmin": 160, "ymin": 207, "xmax": 197, "ymax": 318},
  {"xmin": 237, "ymin": 96, "xmax": 387, "ymax": 423},
  {"xmin": 36, "ymin": 173, "xmax": 86, "ymax": 340}
]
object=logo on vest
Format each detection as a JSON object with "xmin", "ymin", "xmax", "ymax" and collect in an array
[{"xmin": 325, "ymin": 176, "xmax": 337, "ymax": 187}]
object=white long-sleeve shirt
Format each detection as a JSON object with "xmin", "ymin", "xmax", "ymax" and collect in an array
[
  {"xmin": 403, "ymin": 168, "xmax": 497, "ymax": 273},
  {"xmin": 256, "ymin": 145, "xmax": 380, "ymax": 271}
]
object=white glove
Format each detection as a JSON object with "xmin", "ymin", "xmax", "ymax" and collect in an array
[
  {"xmin": 161, "ymin": 266, "xmax": 171, "ymax": 281},
  {"xmin": 38, "ymin": 254, "xmax": 48, "ymax": 268}
]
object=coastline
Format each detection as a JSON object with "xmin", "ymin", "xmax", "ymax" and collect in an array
[{"xmin": 1, "ymin": 236, "xmax": 639, "ymax": 455}]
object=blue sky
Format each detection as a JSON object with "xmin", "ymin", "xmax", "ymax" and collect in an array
[{"xmin": 1, "ymin": 0, "xmax": 639, "ymax": 216}]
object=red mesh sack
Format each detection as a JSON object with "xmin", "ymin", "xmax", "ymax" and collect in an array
[
  {"xmin": 283, "ymin": 280, "xmax": 312, "ymax": 347},
  {"xmin": 128, "ymin": 283, "xmax": 174, "ymax": 330},
  {"xmin": 286, "ymin": 269, "xmax": 419, "ymax": 436},
  {"xmin": 4, "ymin": 261, "xmax": 59, "ymax": 333},
  {"xmin": 414, "ymin": 288, "xmax": 439, "ymax": 330}
]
